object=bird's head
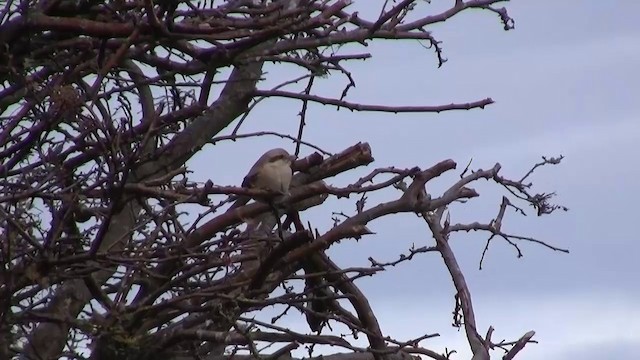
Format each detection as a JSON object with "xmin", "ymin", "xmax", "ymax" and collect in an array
[{"xmin": 267, "ymin": 149, "xmax": 296, "ymax": 166}]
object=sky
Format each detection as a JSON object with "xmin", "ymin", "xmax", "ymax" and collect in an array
[{"xmin": 187, "ymin": 1, "xmax": 640, "ymax": 359}]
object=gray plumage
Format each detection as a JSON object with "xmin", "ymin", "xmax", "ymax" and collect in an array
[
  {"xmin": 229, "ymin": 148, "xmax": 295, "ymax": 211},
  {"xmin": 241, "ymin": 148, "xmax": 294, "ymax": 194}
]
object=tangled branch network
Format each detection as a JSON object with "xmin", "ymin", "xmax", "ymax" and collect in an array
[{"xmin": 0, "ymin": 1, "xmax": 567, "ymax": 360}]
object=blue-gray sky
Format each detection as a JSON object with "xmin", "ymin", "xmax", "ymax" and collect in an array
[{"xmin": 189, "ymin": 1, "xmax": 640, "ymax": 359}]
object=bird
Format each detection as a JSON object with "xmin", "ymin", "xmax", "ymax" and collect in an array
[
  {"xmin": 302, "ymin": 259, "xmax": 334, "ymax": 332},
  {"xmin": 241, "ymin": 148, "xmax": 295, "ymax": 198},
  {"xmin": 228, "ymin": 148, "xmax": 296, "ymax": 230}
]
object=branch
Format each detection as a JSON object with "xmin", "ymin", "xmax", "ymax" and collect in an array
[
  {"xmin": 253, "ymin": 90, "xmax": 494, "ymax": 113},
  {"xmin": 168, "ymin": 352, "xmax": 419, "ymax": 360}
]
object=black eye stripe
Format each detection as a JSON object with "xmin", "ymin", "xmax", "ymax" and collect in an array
[{"xmin": 269, "ymin": 154, "xmax": 290, "ymax": 161}]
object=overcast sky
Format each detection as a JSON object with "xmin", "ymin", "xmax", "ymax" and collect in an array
[{"xmin": 188, "ymin": 1, "xmax": 640, "ymax": 359}]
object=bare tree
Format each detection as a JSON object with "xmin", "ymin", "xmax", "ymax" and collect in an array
[{"xmin": 0, "ymin": 1, "xmax": 568, "ymax": 360}]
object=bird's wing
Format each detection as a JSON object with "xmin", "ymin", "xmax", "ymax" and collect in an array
[
  {"xmin": 241, "ymin": 151, "xmax": 271, "ymax": 188},
  {"xmin": 241, "ymin": 167, "xmax": 258, "ymax": 188}
]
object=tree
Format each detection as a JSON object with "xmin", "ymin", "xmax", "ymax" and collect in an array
[{"xmin": 0, "ymin": 1, "xmax": 568, "ymax": 360}]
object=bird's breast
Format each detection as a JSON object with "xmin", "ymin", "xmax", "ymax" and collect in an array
[{"xmin": 257, "ymin": 160, "xmax": 292, "ymax": 193}]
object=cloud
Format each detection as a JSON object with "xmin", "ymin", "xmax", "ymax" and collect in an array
[
  {"xmin": 455, "ymin": 114, "xmax": 640, "ymax": 165},
  {"xmin": 365, "ymin": 291, "xmax": 640, "ymax": 360},
  {"xmin": 547, "ymin": 340, "xmax": 638, "ymax": 360}
]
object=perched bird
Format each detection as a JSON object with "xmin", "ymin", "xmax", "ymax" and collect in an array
[
  {"xmin": 242, "ymin": 148, "xmax": 294, "ymax": 196},
  {"xmin": 229, "ymin": 148, "xmax": 295, "ymax": 237},
  {"xmin": 303, "ymin": 260, "xmax": 334, "ymax": 332},
  {"xmin": 229, "ymin": 148, "xmax": 295, "ymax": 211}
]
